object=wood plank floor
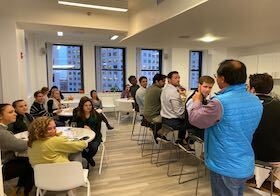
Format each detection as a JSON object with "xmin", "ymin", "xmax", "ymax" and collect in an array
[{"xmin": 4, "ymin": 113, "xmax": 271, "ymax": 195}]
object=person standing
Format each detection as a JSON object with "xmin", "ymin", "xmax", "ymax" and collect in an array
[
  {"xmin": 160, "ymin": 71, "xmax": 186, "ymax": 144},
  {"xmin": 248, "ymin": 73, "xmax": 280, "ymax": 194},
  {"xmin": 189, "ymin": 59, "xmax": 263, "ymax": 196}
]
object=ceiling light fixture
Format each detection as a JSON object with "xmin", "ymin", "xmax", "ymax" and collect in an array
[
  {"xmin": 57, "ymin": 31, "xmax": 63, "ymax": 36},
  {"xmin": 198, "ymin": 34, "xmax": 219, "ymax": 43},
  {"xmin": 110, "ymin": 35, "xmax": 119, "ymax": 40},
  {"xmin": 58, "ymin": 1, "xmax": 128, "ymax": 12}
]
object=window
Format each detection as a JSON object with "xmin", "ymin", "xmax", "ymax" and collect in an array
[
  {"xmin": 46, "ymin": 44, "xmax": 84, "ymax": 93},
  {"xmin": 189, "ymin": 51, "xmax": 202, "ymax": 90},
  {"xmin": 137, "ymin": 48, "xmax": 162, "ymax": 85},
  {"xmin": 95, "ymin": 47, "xmax": 126, "ymax": 92}
]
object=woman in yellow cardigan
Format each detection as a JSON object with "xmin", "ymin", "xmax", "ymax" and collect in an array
[{"xmin": 27, "ymin": 116, "xmax": 87, "ymax": 166}]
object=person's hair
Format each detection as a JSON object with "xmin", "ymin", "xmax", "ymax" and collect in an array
[
  {"xmin": 249, "ymin": 73, "xmax": 274, "ymax": 94},
  {"xmin": 0, "ymin": 104, "xmax": 10, "ymax": 116},
  {"xmin": 41, "ymin": 87, "xmax": 49, "ymax": 94},
  {"xmin": 139, "ymin": 76, "xmax": 147, "ymax": 83},
  {"xmin": 199, "ymin": 75, "xmax": 215, "ymax": 85},
  {"xmin": 128, "ymin": 75, "xmax": 136, "ymax": 83},
  {"xmin": 34, "ymin": 90, "xmax": 43, "ymax": 98},
  {"xmin": 12, "ymin": 99, "xmax": 24, "ymax": 109},
  {"xmin": 167, "ymin": 71, "xmax": 179, "ymax": 79},
  {"xmin": 90, "ymin": 90, "xmax": 100, "ymax": 101},
  {"xmin": 76, "ymin": 96, "xmax": 96, "ymax": 120},
  {"xmin": 50, "ymin": 89, "xmax": 60, "ymax": 98},
  {"xmin": 152, "ymin": 74, "xmax": 167, "ymax": 84},
  {"xmin": 27, "ymin": 116, "xmax": 54, "ymax": 147},
  {"xmin": 217, "ymin": 59, "xmax": 247, "ymax": 85}
]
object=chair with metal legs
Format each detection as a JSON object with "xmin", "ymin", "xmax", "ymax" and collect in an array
[
  {"xmin": 152, "ymin": 124, "xmax": 179, "ymax": 167},
  {"xmin": 177, "ymin": 135, "xmax": 205, "ymax": 196},
  {"xmin": 255, "ymin": 160, "xmax": 274, "ymax": 196}
]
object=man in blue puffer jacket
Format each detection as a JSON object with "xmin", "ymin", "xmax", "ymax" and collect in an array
[{"xmin": 189, "ymin": 59, "xmax": 263, "ymax": 196}]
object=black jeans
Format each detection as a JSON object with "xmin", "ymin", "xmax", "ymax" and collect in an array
[
  {"xmin": 162, "ymin": 117, "xmax": 187, "ymax": 140},
  {"xmin": 82, "ymin": 140, "xmax": 101, "ymax": 160},
  {"xmin": 2, "ymin": 157, "xmax": 34, "ymax": 196}
]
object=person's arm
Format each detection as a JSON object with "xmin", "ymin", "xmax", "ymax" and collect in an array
[
  {"xmin": 47, "ymin": 99, "xmax": 54, "ymax": 113},
  {"xmin": 170, "ymin": 98, "xmax": 185, "ymax": 117},
  {"xmin": 53, "ymin": 136, "xmax": 87, "ymax": 153},
  {"xmin": 0, "ymin": 129, "xmax": 27, "ymax": 152},
  {"xmin": 99, "ymin": 100, "xmax": 103, "ymax": 109},
  {"xmin": 189, "ymin": 98, "xmax": 222, "ymax": 129}
]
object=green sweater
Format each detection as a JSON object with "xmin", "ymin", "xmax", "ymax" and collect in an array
[
  {"xmin": 143, "ymin": 84, "xmax": 162, "ymax": 122},
  {"xmin": 28, "ymin": 136, "xmax": 87, "ymax": 166}
]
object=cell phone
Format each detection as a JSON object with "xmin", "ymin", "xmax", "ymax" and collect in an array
[{"xmin": 80, "ymin": 136, "xmax": 90, "ymax": 140}]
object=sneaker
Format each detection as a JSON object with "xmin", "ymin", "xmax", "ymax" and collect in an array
[
  {"xmin": 260, "ymin": 180, "xmax": 280, "ymax": 195},
  {"xmin": 246, "ymin": 176, "xmax": 257, "ymax": 188},
  {"xmin": 177, "ymin": 140, "xmax": 195, "ymax": 154},
  {"xmin": 156, "ymin": 136, "xmax": 170, "ymax": 143}
]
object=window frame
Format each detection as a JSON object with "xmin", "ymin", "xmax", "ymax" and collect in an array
[
  {"xmin": 46, "ymin": 43, "xmax": 84, "ymax": 93},
  {"xmin": 95, "ymin": 46, "xmax": 126, "ymax": 92},
  {"xmin": 137, "ymin": 48, "xmax": 163, "ymax": 85},
  {"xmin": 189, "ymin": 50, "xmax": 203, "ymax": 90}
]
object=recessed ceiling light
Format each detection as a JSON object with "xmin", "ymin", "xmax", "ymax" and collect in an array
[
  {"xmin": 110, "ymin": 35, "xmax": 119, "ymax": 40},
  {"xmin": 57, "ymin": 31, "xmax": 63, "ymax": 36},
  {"xmin": 58, "ymin": 1, "xmax": 128, "ymax": 12},
  {"xmin": 198, "ymin": 34, "xmax": 219, "ymax": 42}
]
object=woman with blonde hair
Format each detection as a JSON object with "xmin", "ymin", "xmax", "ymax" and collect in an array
[{"xmin": 28, "ymin": 116, "xmax": 87, "ymax": 166}]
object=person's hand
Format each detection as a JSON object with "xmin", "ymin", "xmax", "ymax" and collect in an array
[
  {"xmin": 56, "ymin": 109, "xmax": 62, "ymax": 114},
  {"xmin": 192, "ymin": 85, "xmax": 203, "ymax": 102},
  {"xmin": 84, "ymin": 125, "xmax": 91, "ymax": 130}
]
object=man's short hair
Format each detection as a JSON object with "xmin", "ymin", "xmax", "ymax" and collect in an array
[
  {"xmin": 139, "ymin": 76, "xmax": 147, "ymax": 83},
  {"xmin": 153, "ymin": 74, "xmax": 166, "ymax": 84},
  {"xmin": 167, "ymin": 71, "xmax": 179, "ymax": 79},
  {"xmin": 34, "ymin": 90, "xmax": 43, "ymax": 98},
  {"xmin": 217, "ymin": 59, "xmax": 247, "ymax": 85},
  {"xmin": 249, "ymin": 73, "xmax": 274, "ymax": 94},
  {"xmin": 199, "ymin": 75, "xmax": 215, "ymax": 85},
  {"xmin": 128, "ymin": 75, "xmax": 136, "ymax": 83}
]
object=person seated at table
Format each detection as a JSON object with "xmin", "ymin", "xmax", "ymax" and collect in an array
[
  {"xmin": 30, "ymin": 90, "xmax": 62, "ymax": 118},
  {"xmin": 47, "ymin": 85, "xmax": 64, "ymax": 100},
  {"xmin": 28, "ymin": 116, "xmax": 88, "ymax": 168},
  {"xmin": 90, "ymin": 90, "xmax": 114, "ymax": 130},
  {"xmin": 0, "ymin": 104, "xmax": 34, "ymax": 196},
  {"xmin": 72, "ymin": 96, "xmax": 103, "ymax": 167},
  {"xmin": 247, "ymin": 73, "xmax": 280, "ymax": 194},
  {"xmin": 8, "ymin": 99, "xmax": 34, "ymax": 134},
  {"xmin": 47, "ymin": 89, "xmax": 65, "ymax": 113},
  {"xmin": 41, "ymin": 86, "xmax": 49, "ymax": 109},
  {"xmin": 185, "ymin": 75, "xmax": 215, "ymax": 141},
  {"xmin": 121, "ymin": 84, "xmax": 132, "ymax": 99}
]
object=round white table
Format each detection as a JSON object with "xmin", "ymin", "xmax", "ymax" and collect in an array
[
  {"xmin": 115, "ymin": 98, "xmax": 135, "ymax": 103},
  {"xmin": 57, "ymin": 108, "xmax": 74, "ymax": 117},
  {"xmin": 61, "ymin": 99, "xmax": 80, "ymax": 108}
]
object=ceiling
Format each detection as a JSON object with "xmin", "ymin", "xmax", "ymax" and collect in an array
[{"xmin": 12, "ymin": 0, "xmax": 280, "ymax": 49}]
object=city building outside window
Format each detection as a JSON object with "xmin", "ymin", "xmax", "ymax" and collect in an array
[
  {"xmin": 46, "ymin": 44, "xmax": 84, "ymax": 93},
  {"xmin": 136, "ymin": 48, "xmax": 162, "ymax": 85},
  {"xmin": 189, "ymin": 51, "xmax": 202, "ymax": 90},
  {"xmin": 95, "ymin": 46, "xmax": 126, "ymax": 92}
]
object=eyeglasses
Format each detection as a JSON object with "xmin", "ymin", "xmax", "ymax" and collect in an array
[{"xmin": 213, "ymin": 74, "xmax": 217, "ymax": 78}]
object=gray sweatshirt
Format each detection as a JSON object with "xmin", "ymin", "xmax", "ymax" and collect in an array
[{"xmin": 0, "ymin": 124, "xmax": 27, "ymax": 164}]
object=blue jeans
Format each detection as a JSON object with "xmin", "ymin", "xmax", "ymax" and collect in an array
[{"xmin": 210, "ymin": 170, "xmax": 248, "ymax": 196}]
